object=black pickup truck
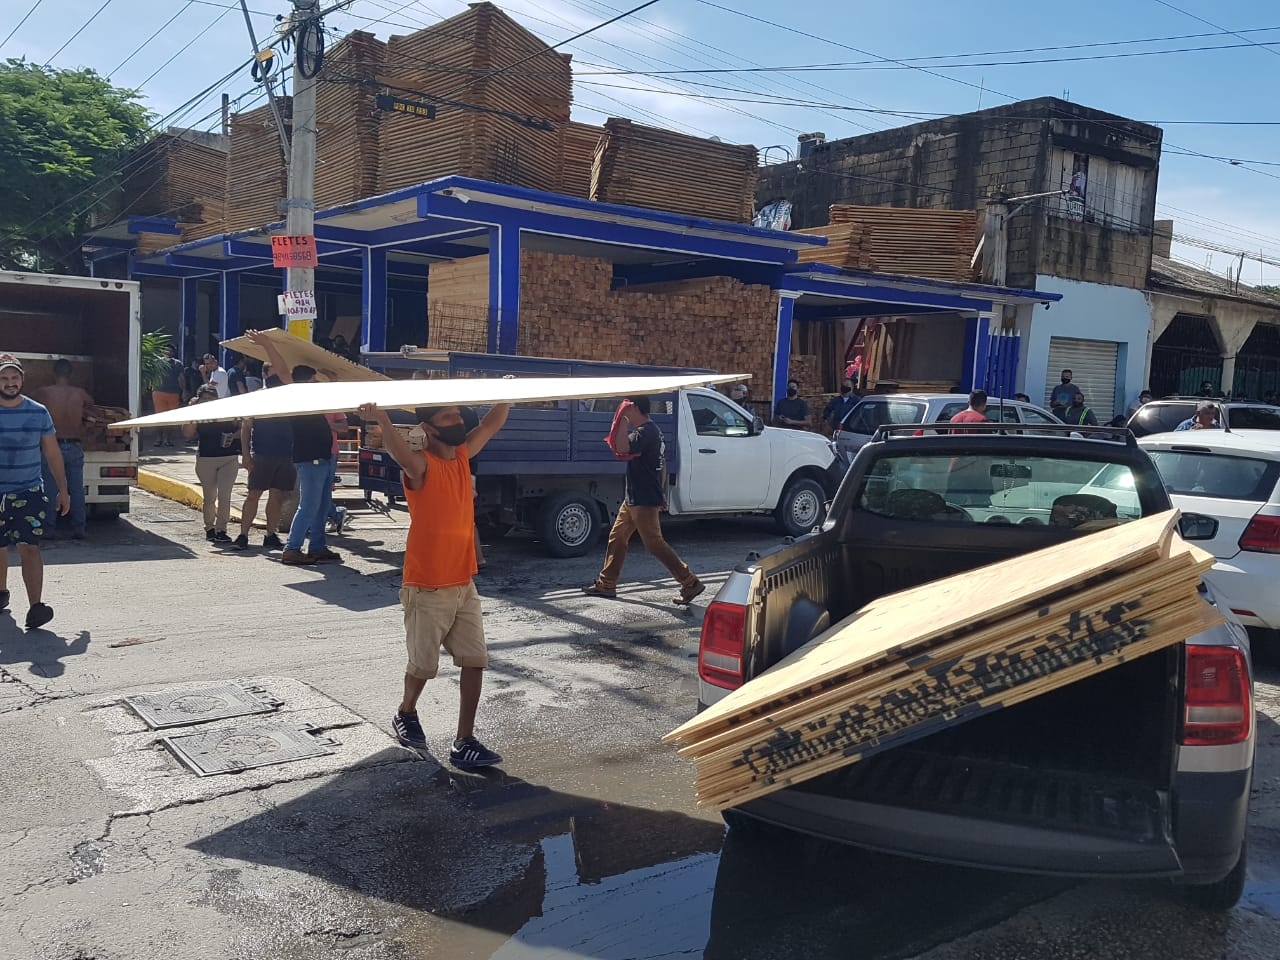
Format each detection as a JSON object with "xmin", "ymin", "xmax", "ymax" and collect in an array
[{"xmin": 693, "ymin": 424, "xmax": 1255, "ymax": 909}]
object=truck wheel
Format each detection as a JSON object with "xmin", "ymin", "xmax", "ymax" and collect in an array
[
  {"xmin": 89, "ymin": 506, "xmax": 122, "ymax": 522},
  {"xmin": 538, "ymin": 493, "xmax": 601, "ymax": 558},
  {"xmin": 1184, "ymin": 840, "xmax": 1247, "ymax": 911},
  {"xmin": 774, "ymin": 477, "xmax": 826, "ymax": 538}
]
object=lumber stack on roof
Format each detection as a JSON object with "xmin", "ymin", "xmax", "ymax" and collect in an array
[
  {"xmin": 225, "ymin": 100, "xmax": 291, "ymax": 233},
  {"xmin": 825, "ymin": 205, "xmax": 980, "ymax": 281},
  {"xmin": 315, "ymin": 31, "xmax": 386, "ymax": 210},
  {"xmin": 377, "ymin": 2, "xmax": 571, "ymax": 194},
  {"xmin": 560, "ymin": 121, "xmax": 603, "ymax": 198},
  {"xmin": 591, "ymin": 118, "xmax": 758, "ymax": 223},
  {"xmin": 793, "ymin": 223, "xmax": 866, "ymax": 267},
  {"xmin": 665, "ymin": 511, "xmax": 1223, "ymax": 810}
]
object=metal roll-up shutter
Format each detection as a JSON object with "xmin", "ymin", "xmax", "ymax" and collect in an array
[{"xmin": 1045, "ymin": 337, "xmax": 1119, "ymax": 423}]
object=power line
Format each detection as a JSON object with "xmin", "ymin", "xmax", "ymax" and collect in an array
[
  {"xmin": 1152, "ymin": 0, "xmax": 1280, "ymax": 60},
  {"xmin": 138, "ymin": 6, "xmax": 235, "ymax": 87},
  {"xmin": 0, "ymin": 0, "xmax": 44, "ymax": 53},
  {"xmin": 44, "ymin": 0, "xmax": 116, "ymax": 66},
  {"xmin": 109, "ymin": 2, "xmax": 195, "ymax": 78}
]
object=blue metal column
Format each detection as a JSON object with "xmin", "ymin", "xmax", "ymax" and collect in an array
[
  {"xmin": 772, "ymin": 294, "xmax": 798, "ymax": 404},
  {"xmin": 219, "ymin": 271, "xmax": 241, "ymax": 348},
  {"xmin": 179, "ymin": 277, "xmax": 198, "ymax": 360},
  {"xmin": 488, "ymin": 225, "xmax": 521, "ymax": 354},
  {"xmin": 362, "ymin": 246, "xmax": 388, "ymax": 353}
]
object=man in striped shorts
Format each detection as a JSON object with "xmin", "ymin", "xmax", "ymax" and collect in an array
[{"xmin": 0, "ymin": 355, "xmax": 70, "ymax": 630}]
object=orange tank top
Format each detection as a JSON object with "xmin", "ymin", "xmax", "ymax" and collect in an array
[{"xmin": 402, "ymin": 447, "xmax": 476, "ymax": 588}]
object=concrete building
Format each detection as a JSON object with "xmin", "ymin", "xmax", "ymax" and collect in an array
[{"xmin": 757, "ymin": 97, "xmax": 1163, "ymax": 420}]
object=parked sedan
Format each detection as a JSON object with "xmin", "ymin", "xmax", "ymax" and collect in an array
[
  {"xmin": 834, "ymin": 393, "xmax": 1062, "ymax": 465},
  {"xmin": 1140, "ymin": 429, "xmax": 1280, "ymax": 642},
  {"xmin": 1128, "ymin": 398, "xmax": 1280, "ymax": 437}
]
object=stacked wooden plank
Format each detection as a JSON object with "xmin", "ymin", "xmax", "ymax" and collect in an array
[
  {"xmin": 83, "ymin": 404, "xmax": 133, "ymax": 452},
  {"xmin": 825, "ymin": 205, "xmax": 980, "ymax": 281},
  {"xmin": 377, "ymin": 2, "xmax": 571, "ymax": 193},
  {"xmin": 225, "ymin": 100, "xmax": 291, "ymax": 233},
  {"xmin": 560, "ymin": 121, "xmax": 602, "ymax": 198},
  {"xmin": 793, "ymin": 223, "xmax": 866, "ymax": 267},
  {"xmin": 665, "ymin": 511, "xmax": 1223, "ymax": 810},
  {"xmin": 315, "ymin": 31, "xmax": 386, "ymax": 210},
  {"xmin": 591, "ymin": 118, "xmax": 758, "ymax": 223}
]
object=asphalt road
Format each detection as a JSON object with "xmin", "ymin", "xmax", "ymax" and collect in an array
[{"xmin": 0, "ymin": 490, "xmax": 1278, "ymax": 960}]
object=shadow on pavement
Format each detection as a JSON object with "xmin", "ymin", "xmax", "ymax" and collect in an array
[
  {"xmin": 39, "ymin": 520, "xmax": 200, "ymax": 565},
  {"xmin": 0, "ymin": 615, "xmax": 90, "ymax": 678}
]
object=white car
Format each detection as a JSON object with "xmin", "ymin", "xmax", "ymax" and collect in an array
[{"xmin": 1139, "ymin": 429, "xmax": 1280, "ymax": 637}]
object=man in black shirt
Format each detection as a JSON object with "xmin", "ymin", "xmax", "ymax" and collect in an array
[
  {"xmin": 582, "ymin": 396, "xmax": 704, "ymax": 605},
  {"xmin": 773, "ymin": 379, "xmax": 811, "ymax": 429}
]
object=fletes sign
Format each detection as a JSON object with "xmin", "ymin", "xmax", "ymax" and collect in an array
[
  {"xmin": 277, "ymin": 290, "xmax": 317, "ymax": 320},
  {"xmin": 271, "ymin": 235, "xmax": 318, "ymax": 268}
]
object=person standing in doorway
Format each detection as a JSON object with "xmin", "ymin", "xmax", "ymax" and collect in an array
[
  {"xmin": 0, "ymin": 355, "xmax": 69, "ymax": 630},
  {"xmin": 583, "ymin": 396, "xmax": 704, "ymax": 606},
  {"xmin": 203, "ymin": 353, "xmax": 230, "ymax": 398},
  {"xmin": 358, "ymin": 400, "xmax": 511, "ymax": 769},
  {"xmin": 183, "ymin": 384, "xmax": 241, "ymax": 543},
  {"xmin": 30, "ymin": 359, "xmax": 91, "ymax": 539},
  {"xmin": 1049, "ymin": 369, "xmax": 1083, "ymax": 419},
  {"xmin": 773, "ymin": 379, "xmax": 811, "ymax": 429},
  {"xmin": 152, "ymin": 344, "xmax": 183, "ymax": 447}
]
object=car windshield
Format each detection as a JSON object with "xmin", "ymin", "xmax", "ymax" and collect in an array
[
  {"xmin": 857, "ymin": 454, "xmax": 1151, "ymax": 528},
  {"xmin": 1226, "ymin": 406, "xmax": 1280, "ymax": 430},
  {"xmin": 840, "ymin": 400, "xmax": 926, "ymax": 435},
  {"xmin": 1147, "ymin": 450, "xmax": 1280, "ymax": 502}
]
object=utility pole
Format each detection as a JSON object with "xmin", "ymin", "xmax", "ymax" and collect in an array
[{"xmin": 283, "ymin": 0, "xmax": 321, "ymax": 340}]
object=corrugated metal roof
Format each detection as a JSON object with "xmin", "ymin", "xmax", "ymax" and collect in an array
[{"xmin": 1149, "ymin": 255, "xmax": 1280, "ymax": 312}]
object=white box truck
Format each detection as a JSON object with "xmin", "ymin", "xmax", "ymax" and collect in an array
[{"xmin": 1, "ymin": 272, "xmax": 141, "ymax": 518}]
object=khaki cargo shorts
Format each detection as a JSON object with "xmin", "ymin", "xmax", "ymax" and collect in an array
[{"xmin": 400, "ymin": 581, "xmax": 487, "ymax": 680}]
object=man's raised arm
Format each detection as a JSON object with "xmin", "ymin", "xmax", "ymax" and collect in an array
[
  {"xmin": 358, "ymin": 404, "xmax": 426, "ymax": 488},
  {"xmin": 466, "ymin": 403, "xmax": 510, "ymax": 458}
]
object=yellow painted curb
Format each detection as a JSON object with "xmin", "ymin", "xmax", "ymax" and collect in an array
[{"xmin": 137, "ymin": 469, "xmax": 243, "ymax": 523}]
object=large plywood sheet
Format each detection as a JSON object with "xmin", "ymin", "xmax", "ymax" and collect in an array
[
  {"xmin": 113, "ymin": 372, "xmax": 745, "ymax": 428},
  {"xmin": 220, "ymin": 329, "xmax": 387, "ymax": 383}
]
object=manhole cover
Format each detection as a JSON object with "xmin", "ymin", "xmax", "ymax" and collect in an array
[
  {"xmin": 123, "ymin": 683, "xmax": 281, "ymax": 729},
  {"xmin": 160, "ymin": 724, "xmax": 337, "ymax": 776}
]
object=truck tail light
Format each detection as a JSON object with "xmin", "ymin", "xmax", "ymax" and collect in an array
[
  {"xmin": 1182, "ymin": 645, "xmax": 1252, "ymax": 746},
  {"xmin": 1238, "ymin": 514, "xmax": 1280, "ymax": 554},
  {"xmin": 99, "ymin": 466, "xmax": 137, "ymax": 479},
  {"xmin": 698, "ymin": 601, "xmax": 748, "ymax": 690}
]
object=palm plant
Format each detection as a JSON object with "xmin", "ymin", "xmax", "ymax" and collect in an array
[{"xmin": 139, "ymin": 330, "xmax": 174, "ymax": 393}]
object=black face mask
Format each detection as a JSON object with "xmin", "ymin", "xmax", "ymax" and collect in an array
[
  {"xmin": 430, "ymin": 424, "xmax": 468, "ymax": 447},
  {"xmin": 840, "ymin": 386, "xmax": 851, "ymax": 395},
  {"xmin": 787, "ymin": 388, "xmax": 798, "ymax": 398}
]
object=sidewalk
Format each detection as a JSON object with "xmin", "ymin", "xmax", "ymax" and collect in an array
[{"xmin": 138, "ymin": 441, "xmax": 407, "ymax": 535}]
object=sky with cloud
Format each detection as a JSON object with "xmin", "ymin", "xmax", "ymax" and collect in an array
[{"xmin": 6, "ymin": 0, "xmax": 1280, "ymax": 281}]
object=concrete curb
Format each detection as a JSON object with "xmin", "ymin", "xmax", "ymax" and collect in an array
[{"xmin": 137, "ymin": 470, "xmax": 244, "ymax": 523}]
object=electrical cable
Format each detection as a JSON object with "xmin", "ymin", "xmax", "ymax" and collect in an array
[
  {"xmin": 296, "ymin": 15, "xmax": 326, "ymax": 79},
  {"xmin": 1152, "ymin": 0, "xmax": 1280, "ymax": 60},
  {"xmin": 109, "ymin": 2, "xmax": 195, "ymax": 78},
  {"xmin": 139, "ymin": 6, "xmax": 235, "ymax": 87},
  {"xmin": 44, "ymin": 0, "xmax": 115, "ymax": 66},
  {"xmin": 0, "ymin": 0, "xmax": 44, "ymax": 54}
]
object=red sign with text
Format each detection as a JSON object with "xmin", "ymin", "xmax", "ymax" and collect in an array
[{"xmin": 271, "ymin": 235, "xmax": 318, "ymax": 268}]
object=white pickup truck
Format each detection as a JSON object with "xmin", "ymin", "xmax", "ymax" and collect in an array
[{"xmin": 359, "ymin": 354, "xmax": 841, "ymax": 557}]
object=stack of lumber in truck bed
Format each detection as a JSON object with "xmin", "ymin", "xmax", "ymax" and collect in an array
[
  {"xmin": 84, "ymin": 404, "xmax": 133, "ymax": 452},
  {"xmin": 813, "ymin": 205, "xmax": 979, "ymax": 281},
  {"xmin": 665, "ymin": 511, "xmax": 1222, "ymax": 809},
  {"xmin": 377, "ymin": 2, "xmax": 571, "ymax": 193},
  {"xmin": 591, "ymin": 118, "xmax": 758, "ymax": 223}
]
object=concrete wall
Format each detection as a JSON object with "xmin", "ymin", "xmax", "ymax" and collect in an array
[{"xmin": 1024, "ymin": 275, "xmax": 1152, "ymax": 414}]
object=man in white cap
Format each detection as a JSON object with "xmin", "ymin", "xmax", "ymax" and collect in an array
[{"xmin": 0, "ymin": 354, "xmax": 70, "ymax": 629}]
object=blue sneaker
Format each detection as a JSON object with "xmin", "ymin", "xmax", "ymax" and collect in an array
[
  {"xmin": 450, "ymin": 736, "xmax": 503, "ymax": 770},
  {"xmin": 393, "ymin": 710, "xmax": 427, "ymax": 749}
]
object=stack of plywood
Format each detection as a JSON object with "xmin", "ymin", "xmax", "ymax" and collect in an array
[
  {"xmin": 665, "ymin": 512, "xmax": 1222, "ymax": 810},
  {"xmin": 794, "ymin": 223, "xmax": 866, "ymax": 267},
  {"xmin": 591, "ymin": 118, "xmax": 758, "ymax": 223},
  {"xmin": 111, "ymin": 131, "xmax": 229, "ymax": 246},
  {"xmin": 315, "ymin": 30, "xmax": 386, "ymax": 210},
  {"xmin": 225, "ymin": 100, "xmax": 291, "ymax": 233},
  {"xmin": 824, "ymin": 205, "xmax": 980, "ymax": 281},
  {"xmin": 560, "ymin": 121, "xmax": 603, "ymax": 198},
  {"xmin": 377, "ymin": 2, "xmax": 571, "ymax": 194},
  {"xmin": 427, "ymin": 250, "xmax": 779, "ymax": 389}
]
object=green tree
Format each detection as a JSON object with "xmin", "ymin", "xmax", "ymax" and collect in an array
[{"xmin": 0, "ymin": 59, "xmax": 152, "ymax": 273}]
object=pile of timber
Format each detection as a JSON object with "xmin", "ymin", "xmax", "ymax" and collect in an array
[
  {"xmin": 665, "ymin": 511, "xmax": 1222, "ymax": 810},
  {"xmin": 802, "ymin": 205, "xmax": 980, "ymax": 281},
  {"xmin": 315, "ymin": 31, "xmax": 386, "ymax": 210},
  {"xmin": 84, "ymin": 404, "xmax": 133, "ymax": 452},
  {"xmin": 225, "ymin": 100, "xmax": 291, "ymax": 233},
  {"xmin": 377, "ymin": 2, "xmax": 571, "ymax": 193},
  {"xmin": 591, "ymin": 118, "xmax": 758, "ymax": 223},
  {"xmin": 561, "ymin": 121, "xmax": 603, "ymax": 198}
]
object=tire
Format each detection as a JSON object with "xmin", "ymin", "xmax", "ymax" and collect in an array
[
  {"xmin": 774, "ymin": 477, "xmax": 827, "ymax": 538},
  {"xmin": 1184, "ymin": 840, "xmax": 1247, "ymax": 912},
  {"xmin": 88, "ymin": 505, "xmax": 122, "ymax": 522},
  {"xmin": 538, "ymin": 493, "xmax": 601, "ymax": 558}
]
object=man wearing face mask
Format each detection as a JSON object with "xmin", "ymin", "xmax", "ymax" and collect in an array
[
  {"xmin": 821, "ymin": 378, "xmax": 857, "ymax": 433},
  {"xmin": 773, "ymin": 379, "xmax": 811, "ymax": 430},
  {"xmin": 359, "ymin": 400, "xmax": 510, "ymax": 770},
  {"xmin": 1048, "ymin": 369, "xmax": 1083, "ymax": 420}
]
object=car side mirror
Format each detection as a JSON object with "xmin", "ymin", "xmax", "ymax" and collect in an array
[
  {"xmin": 751, "ymin": 416, "xmax": 764, "ymax": 436},
  {"xmin": 1179, "ymin": 513, "xmax": 1219, "ymax": 541}
]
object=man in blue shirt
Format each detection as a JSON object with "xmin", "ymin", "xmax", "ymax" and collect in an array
[
  {"xmin": 821, "ymin": 378, "xmax": 857, "ymax": 432},
  {"xmin": 0, "ymin": 355, "xmax": 70, "ymax": 629},
  {"xmin": 1176, "ymin": 400, "xmax": 1221, "ymax": 431}
]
